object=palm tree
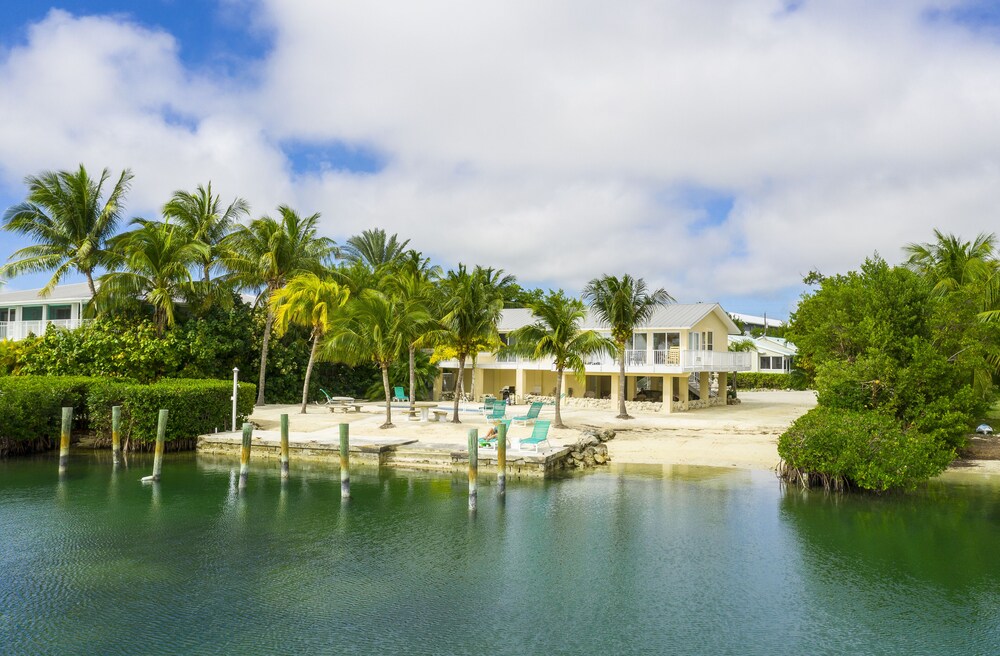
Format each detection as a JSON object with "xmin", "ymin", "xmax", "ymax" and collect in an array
[
  {"xmin": 385, "ymin": 258, "xmax": 443, "ymax": 413},
  {"xmin": 95, "ymin": 219, "xmax": 207, "ymax": 335},
  {"xmin": 270, "ymin": 273, "xmax": 349, "ymax": 414},
  {"xmin": 508, "ymin": 290, "xmax": 614, "ymax": 428},
  {"xmin": 904, "ymin": 230, "xmax": 997, "ymax": 296},
  {"xmin": 583, "ymin": 274, "xmax": 673, "ymax": 419},
  {"xmin": 162, "ymin": 182, "xmax": 249, "ymax": 284},
  {"xmin": 223, "ymin": 206, "xmax": 337, "ymax": 405},
  {"xmin": 340, "ymin": 228, "xmax": 410, "ymax": 271},
  {"xmin": 1, "ymin": 165, "xmax": 132, "ymax": 296},
  {"xmin": 325, "ymin": 288, "xmax": 432, "ymax": 428},
  {"xmin": 440, "ymin": 264, "xmax": 509, "ymax": 422}
]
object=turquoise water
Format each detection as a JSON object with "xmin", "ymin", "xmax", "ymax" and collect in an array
[{"xmin": 1, "ymin": 453, "xmax": 999, "ymax": 655}]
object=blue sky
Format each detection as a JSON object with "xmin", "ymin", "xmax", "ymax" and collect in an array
[{"xmin": 3, "ymin": 1, "xmax": 1000, "ymax": 320}]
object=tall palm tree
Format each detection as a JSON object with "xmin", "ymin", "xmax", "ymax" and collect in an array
[
  {"xmin": 1, "ymin": 165, "xmax": 132, "ymax": 296},
  {"xmin": 386, "ymin": 257, "xmax": 443, "ymax": 413},
  {"xmin": 440, "ymin": 264, "xmax": 509, "ymax": 422},
  {"xmin": 270, "ymin": 273, "xmax": 349, "ymax": 414},
  {"xmin": 95, "ymin": 219, "xmax": 207, "ymax": 335},
  {"xmin": 324, "ymin": 288, "xmax": 432, "ymax": 428},
  {"xmin": 340, "ymin": 228, "xmax": 410, "ymax": 272},
  {"xmin": 223, "ymin": 206, "xmax": 337, "ymax": 405},
  {"xmin": 162, "ymin": 182, "xmax": 249, "ymax": 284},
  {"xmin": 508, "ymin": 290, "xmax": 614, "ymax": 428},
  {"xmin": 903, "ymin": 230, "xmax": 997, "ymax": 296},
  {"xmin": 583, "ymin": 274, "xmax": 673, "ymax": 419}
]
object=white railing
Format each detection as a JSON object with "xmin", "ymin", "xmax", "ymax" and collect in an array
[
  {"xmin": 496, "ymin": 351, "xmax": 519, "ymax": 363},
  {"xmin": 0, "ymin": 319, "xmax": 88, "ymax": 341},
  {"xmin": 679, "ymin": 349, "xmax": 752, "ymax": 372},
  {"xmin": 440, "ymin": 348, "xmax": 752, "ymax": 373}
]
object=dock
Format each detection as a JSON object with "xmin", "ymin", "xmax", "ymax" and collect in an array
[{"xmin": 197, "ymin": 427, "xmax": 572, "ymax": 478}]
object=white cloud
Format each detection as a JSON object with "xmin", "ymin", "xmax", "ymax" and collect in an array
[{"xmin": 2, "ymin": 2, "xmax": 1000, "ymax": 315}]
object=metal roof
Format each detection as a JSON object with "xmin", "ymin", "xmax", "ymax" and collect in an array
[
  {"xmin": 499, "ymin": 303, "xmax": 741, "ymax": 334},
  {"xmin": 0, "ymin": 282, "xmax": 93, "ymax": 305}
]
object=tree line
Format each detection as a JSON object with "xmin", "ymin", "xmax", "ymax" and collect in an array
[{"xmin": 1, "ymin": 164, "xmax": 673, "ymax": 428}]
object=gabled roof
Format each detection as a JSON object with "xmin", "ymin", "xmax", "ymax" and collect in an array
[
  {"xmin": 0, "ymin": 282, "xmax": 93, "ymax": 305},
  {"xmin": 727, "ymin": 334, "xmax": 798, "ymax": 356},
  {"xmin": 730, "ymin": 312, "xmax": 786, "ymax": 328},
  {"xmin": 499, "ymin": 303, "xmax": 742, "ymax": 335}
]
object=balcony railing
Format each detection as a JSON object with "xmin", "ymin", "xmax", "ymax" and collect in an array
[
  {"xmin": 0, "ymin": 319, "xmax": 89, "ymax": 341},
  {"xmin": 439, "ymin": 348, "xmax": 752, "ymax": 373}
]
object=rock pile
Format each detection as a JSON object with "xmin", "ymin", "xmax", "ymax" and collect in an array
[{"xmin": 566, "ymin": 428, "xmax": 615, "ymax": 469}]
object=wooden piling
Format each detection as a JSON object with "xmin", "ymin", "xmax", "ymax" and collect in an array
[
  {"xmin": 468, "ymin": 428, "xmax": 478, "ymax": 512},
  {"xmin": 339, "ymin": 423, "xmax": 350, "ymax": 499},
  {"xmin": 58, "ymin": 407, "xmax": 72, "ymax": 476},
  {"xmin": 497, "ymin": 422, "xmax": 507, "ymax": 496},
  {"xmin": 238, "ymin": 422, "xmax": 252, "ymax": 490},
  {"xmin": 279, "ymin": 413, "xmax": 290, "ymax": 481},
  {"xmin": 151, "ymin": 409, "xmax": 168, "ymax": 481},
  {"xmin": 111, "ymin": 405, "xmax": 122, "ymax": 467}
]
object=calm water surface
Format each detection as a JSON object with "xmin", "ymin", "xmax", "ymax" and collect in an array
[{"xmin": 1, "ymin": 453, "xmax": 999, "ymax": 655}]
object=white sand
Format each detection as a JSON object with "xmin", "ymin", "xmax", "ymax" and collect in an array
[{"xmin": 250, "ymin": 391, "xmax": 818, "ymax": 470}]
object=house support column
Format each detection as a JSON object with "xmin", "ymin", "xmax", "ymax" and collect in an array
[
  {"xmin": 660, "ymin": 376, "xmax": 673, "ymax": 414},
  {"xmin": 609, "ymin": 373, "xmax": 621, "ymax": 406},
  {"xmin": 432, "ymin": 372, "xmax": 443, "ymax": 401},
  {"xmin": 717, "ymin": 372, "xmax": 728, "ymax": 402},
  {"xmin": 514, "ymin": 367, "xmax": 526, "ymax": 404},
  {"xmin": 472, "ymin": 367, "xmax": 485, "ymax": 402},
  {"xmin": 699, "ymin": 372, "xmax": 710, "ymax": 403},
  {"xmin": 679, "ymin": 374, "xmax": 689, "ymax": 411}
]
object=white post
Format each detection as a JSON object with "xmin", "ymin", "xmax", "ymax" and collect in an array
[{"xmin": 231, "ymin": 367, "xmax": 239, "ymax": 432}]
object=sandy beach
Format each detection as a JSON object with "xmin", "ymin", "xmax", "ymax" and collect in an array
[{"xmin": 248, "ymin": 391, "xmax": 1000, "ymax": 477}]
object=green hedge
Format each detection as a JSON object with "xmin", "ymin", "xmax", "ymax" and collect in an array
[
  {"xmin": 0, "ymin": 376, "xmax": 97, "ymax": 457},
  {"xmin": 777, "ymin": 406, "xmax": 952, "ymax": 492},
  {"xmin": 88, "ymin": 379, "xmax": 256, "ymax": 451},
  {"xmin": 0, "ymin": 376, "xmax": 256, "ymax": 457},
  {"xmin": 734, "ymin": 371, "xmax": 806, "ymax": 390}
]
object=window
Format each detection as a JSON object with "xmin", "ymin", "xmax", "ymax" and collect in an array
[
  {"xmin": 48, "ymin": 305, "xmax": 71, "ymax": 320},
  {"xmin": 21, "ymin": 307, "xmax": 42, "ymax": 321},
  {"xmin": 0, "ymin": 308, "xmax": 10, "ymax": 322},
  {"xmin": 688, "ymin": 332, "xmax": 700, "ymax": 350},
  {"xmin": 760, "ymin": 355, "xmax": 785, "ymax": 370},
  {"xmin": 705, "ymin": 332, "xmax": 714, "ymax": 351}
]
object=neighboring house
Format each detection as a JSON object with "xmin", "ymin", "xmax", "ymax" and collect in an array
[
  {"xmin": 435, "ymin": 303, "xmax": 752, "ymax": 414},
  {"xmin": 728, "ymin": 335, "xmax": 797, "ymax": 373},
  {"xmin": 730, "ymin": 312, "xmax": 785, "ymax": 334},
  {"xmin": 0, "ymin": 282, "xmax": 92, "ymax": 341}
]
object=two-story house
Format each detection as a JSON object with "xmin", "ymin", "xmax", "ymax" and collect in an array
[
  {"xmin": 434, "ymin": 303, "xmax": 752, "ymax": 414},
  {"xmin": 0, "ymin": 282, "xmax": 92, "ymax": 341}
]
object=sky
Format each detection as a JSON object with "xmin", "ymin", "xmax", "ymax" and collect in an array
[{"xmin": 2, "ymin": 1, "xmax": 1000, "ymax": 320}]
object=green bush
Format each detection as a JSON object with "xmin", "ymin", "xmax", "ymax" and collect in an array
[
  {"xmin": 734, "ymin": 372, "xmax": 804, "ymax": 390},
  {"xmin": 777, "ymin": 407, "xmax": 953, "ymax": 492},
  {"xmin": 0, "ymin": 376, "xmax": 97, "ymax": 457},
  {"xmin": 88, "ymin": 378, "xmax": 256, "ymax": 451}
]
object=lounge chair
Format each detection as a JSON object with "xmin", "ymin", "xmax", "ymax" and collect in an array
[
  {"xmin": 392, "ymin": 386, "xmax": 408, "ymax": 402},
  {"xmin": 486, "ymin": 404, "xmax": 506, "ymax": 422},
  {"xmin": 318, "ymin": 388, "xmax": 337, "ymax": 405},
  {"xmin": 512, "ymin": 401, "xmax": 543, "ymax": 426},
  {"xmin": 479, "ymin": 419, "xmax": 512, "ymax": 449},
  {"xmin": 518, "ymin": 420, "xmax": 551, "ymax": 452}
]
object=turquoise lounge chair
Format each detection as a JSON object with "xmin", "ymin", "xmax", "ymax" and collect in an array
[
  {"xmin": 392, "ymin": 386, "xmax": 408, "ymax": 402},
  {"xmin": 479, "ymin": 419, "xmax": 512, "ymax": 449},
  {"xmin": 481, "ymin": 397, "xmax": 496, "ymax": 416},
  {"xmin": 518, "ymin": 420, "xmax": 551, "ymax": 452},
  {"xmin": 318, "ymin": 388, "xmax": 336, "ymax": 405},
  {"xmin": 486, "ymin": 404, "xmax": 506, "ymax": 422},
  {"xmin": 512, "ymin": 401, "xmax": 544, "ymax": 426}
]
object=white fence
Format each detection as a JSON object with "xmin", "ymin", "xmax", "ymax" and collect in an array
[
  {"xmin": 0, "ymin": 319, "xmax": 89, "ymax": 341},
  {"xmin": 440, "ymin": 349, "xmax": 752, "ymax": 373}
]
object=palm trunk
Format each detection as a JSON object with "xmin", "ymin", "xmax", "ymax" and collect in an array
[
  {"xmin": 452, "ymin": 353, "xmax": 466, "ymax": 423},
  {"xmin": 86, "ymin": 271, "xmax": 97, "ymax": 296},
  {"xmin": 300, "ymin": 329, "xmax": 320, "ymax": 414},
  {"xmin": 618, "ymin": 344, "xmax": 630, "ymax": 419},
  {"xmin": 408, "ymin": 345, "xmax": 416, "ymax": 412},
  {"xmin": 381, "ymin": 364, "xmax": 393, "ymax": 428},
  {"xmin": 470, "ymin": 354, "xmax": 477, "ymax": 403},
  {"xmin": 554, "ymin": 366, "xmax": 565, "ymax": 428},
  {"xmin": 257, "ymin": 306, "xmax": 276, "ymax": 406}
]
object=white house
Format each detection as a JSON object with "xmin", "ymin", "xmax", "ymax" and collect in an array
[
  {"xmin": 0, "ymin": 282, "xmax": 92, "ymax": 341},
  {"xmin": 435, "ymin": 303, "xmax": 753, "ymax": 414},
  {"xmin": 728, "ymin": 335, "xmax": 797, "ymax": 373}
]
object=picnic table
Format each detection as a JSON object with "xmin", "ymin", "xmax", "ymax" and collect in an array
[{"xmin": 328, "ymin": 397, "xmax": 364, "ymax": 413}]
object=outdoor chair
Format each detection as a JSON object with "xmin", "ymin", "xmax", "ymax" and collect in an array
[
  {"xmin": 518, "ymin": 420, "xmax": 552, "ymax": 452},
  {"xmin": 479, "ymin": 419, "xmax": 512, "ymax": 449},
  {"xmin": 486, "ymin": 404, "xmax": 506, "ymax": 422},
  {"xmin": 392, "ymin": 386, "xmax": 408, "ymax": 402},
  {"xmin": 512, "ymin": 402, "xmax": 544, "ymax": 426},
  {"xmin": 318, "ymin": 388, "xmax": 337, "ymax": 405},
  {"xmin": 481, "ymin": 397, "xmax": 496, "ymax": 416}
]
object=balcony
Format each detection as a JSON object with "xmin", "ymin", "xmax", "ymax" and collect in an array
[
  {"xmin": 438, "ymin": 348, "xmax": 752, "ymax": 373},
  {"xmin": 0, "ymin": 319, "xmax": 89, "ymax": 341}
]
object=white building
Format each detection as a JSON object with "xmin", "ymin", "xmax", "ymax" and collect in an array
[
  {"xmin": 0, "ymin": 282, "xmax": 92, "ymax": 341},
  {"xmin": 728, "ymin": 335, "xmax": 797, "ymax": 373}
]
